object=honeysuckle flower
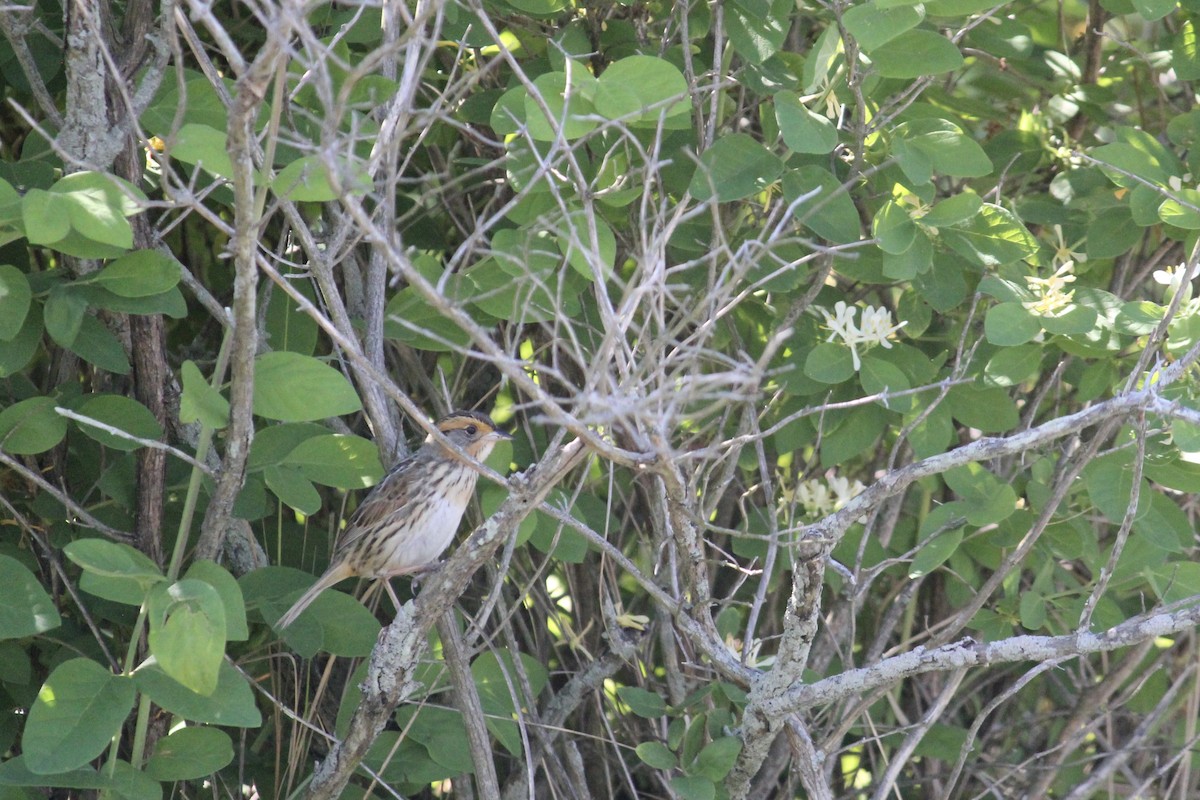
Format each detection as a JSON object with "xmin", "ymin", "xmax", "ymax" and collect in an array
[
  {"xmin": 827, "ymin": 474, "xmax": 866, "ymax": 508},
  {"xmin": 796, "ymin": 478, "xmax": 836, "ymax": 517},
  {"xmin": 818, "ymin": 301, "xmax": 907, "ymax": 370},
  {"xmin": 796, "ymin": 474, "xmax": 866, "ymax": 519},
  {"xmin": 1024, "ymin": 262, "xmax": 1077, "ymax": 317},
  {"xmin": 1050, "ymin": 224, "xmax": 1087, "ymax": 268},
  {"xmin": 859, "ymin": 305, "xmax": 905, "ymax": 350},
  {"xmin": 1153, "ymin": 263, "xmax": 1193, "ymax": 305}
]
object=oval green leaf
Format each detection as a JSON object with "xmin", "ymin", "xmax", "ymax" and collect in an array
[
  {"xmin": 0, "ymin": 264, "xmax": 31, "ymax": 340},
  {"xmin": 0, "ymin": 554, "xmax": 61, "ymax": 638},
  {"xmin": 89, "ymin": 249, "xmax": 180, "ymax": 297},
  {"xmin": 146, "ymin": 726, "xmax": 234, "ymax": 781},
  {"xmin": 74, "ymin": 394, "xmax": 163, "ymax": 451},
  {"xmin": 24, "ymin": 659, "xmax": 136, "ymax": 774},
  {"xmin": 690, "ymin": 134, "xmax": 783, "ymax": 202},
  {"xmin": 0, "ymin": 396, "xmax": 68, "ymax": 455},
  {"xmin": 148, "ymin": 579, "xmax": 226, "ymax": 696},
  {"xmin": 252, "ymin": 351, "xmax": 363, "ymax": 422},
  {"xmin": 282, "ymin": 433, "xmax": 383, "ymax": 489},
  {"xmin": 870, "ymin": 29, "xmax": 964, "ymax": 78}
]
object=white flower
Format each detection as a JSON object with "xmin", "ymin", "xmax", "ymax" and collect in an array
[
  {"xmin": 1023, "ymin": 262, "xmax": 1077, "ymax": 317},
  {"xmin": 796, "ymin": 479, "xmax": 835, "ymax": 517},
  {"xmin": 818, "ymin": 302, "xmax": 907, "ymax": 371},
  {"xmin": 858, "ymin": 305, "xmax": 905, "ymax": 350},
  {"xmin": 1153, "ymin": 263, "xmax": 1193, "ymax": 305},
  {"xmin": 827, "ymin": 474, "xmax": 865, "ymax": 507},
  {"xmin": 1049, "ymin": 224, "xmax": 1087, "ymax": 268},
  {"xmin": 796, "ymin": 474, "xmax": 866, "ymax": 519}
]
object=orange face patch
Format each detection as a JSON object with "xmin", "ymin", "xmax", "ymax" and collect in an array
[{"xmin": 436, "ymin": 411, "xmax": 497, "ymax": 436}]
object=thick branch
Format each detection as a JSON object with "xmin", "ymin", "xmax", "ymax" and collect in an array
[
  {"xmin": 768, "ymin": 604, "xmax": 1200, "ymax": 716},
  {"xmin": 195, "ymin": 21, "xmax": 285, "ymax": 560}
]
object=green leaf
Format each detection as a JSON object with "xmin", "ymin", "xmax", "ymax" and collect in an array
[
  {"xmin": 775, "ymin": 91, "xmax": 838, "ymax": 154},
  {"xmin": 1174, "ymin": 20, "xmax": 1200, "ymax": 80},
  {"xmin": 290, "ymin": 593, "xmax": 384, "ymax": 657},
  {"xmin": 594, "ymin": 55, "xmax": 690, "ymax": 126},
  {"xmin": 49, "ymin": 171, "xmax": 143, "ymax": 250},
  {"xmin": 805, "ymin": 341, "xmax": 856, "ymax": 383},
  {"xmin": 148, "ymin": 579, "xmax": 226, "ymax": 696},
  {"xmin": 263, "ymin": 464, "xmax": 322, "ymax": 514},
  {"xmin": 555, "ymin": 209, "xmax": 617, "ymax": 280},
  {"xmin": 785, "ymin": 166, "xmax": 861, "ymax": 243},
  {"xmin": 145, "ymin": 726, "xmax": 234, "ymax": 781},
  {"xmin": 924, "ymin": 192, "xmax": 984, "ymax": 228},
  {"xmin": 246, "ymin": 422, "xmax": 329, "ymax": 469},
  {"xmin": 1091, "ymin": 142, "xmax": 1168, "ymax": 188},
  {"xmin": 1038, "ymin": 304, "xmax": 1099, "ymax": 335},
  {"xmin": 844, "ymin": 2, "xmax": 924, "ymax": 51},
  {"xmin": 133, "ymin": 661, "xmax": 262, "ymax": 727},
  {"xmin": 171, "ymin": 123, "xmax": 234, "ymax": 178},
  {"xmin": 265, "ymin": 278, "xmax": 319, "ymax": 354},
  {"xmin": 386, "ymin": 286, "xmax": 476, "ymax": 350},
  {"xmin": 24, "ymin": 659, "xmax": 137, "ymax": 774},
  {"xmin": 690, "ymin": 133, "xmax": 783, "ymax": 202},
  {"xmin": 942, "ymin": 204, "xmax": 1038, "ymax": 267},
  {"xmin": 183, "ymin": 560, "xmax": 249, "ymax": 642},
  {"xmin": 66, "ymin": 314, "xmax": 131, "ymax": 375},
  {"xmin": 87, "ymin": 249, "xmax": 180, "ymax": 297},
  {"xmin": 669, "ymin": 775, "xmax": 717, "ymax": 800},
  {"xmin": 67, "ymin": 539, "xmax": 163, "ymax": 604},
  {"xmin": 945, "ymin": 384, "xmax": 1018, "ymax": 432},
  {"xmin": 524, "ymin": 69, "xmax": 598, "ymax": 141},
  {"xmin": 490, "ymin": 86, "xmax": 527, "ymax": 135},
  {"xmin": 914, "ymin": 251, "xmax": 968, "ymax": 311},
  {"xmin": 0, "ymin": 264, "xmax": 31, "ymax": 340},
  {"xmin": 472, "ymin": 651, "xmax": 549, "ymax": 755},
  {"xmin": 43, "ymin": 284, "xmax": 88, "ymax": 347},
  {"xmin": 910, "ymin": 503, "xmax": 966, "ymax": 578},
  {"xmin": 252, "ymin": 351, "xmax": 363, "ymax": 422},
  {"xmin": 0, "ymin": 554, "xmax": 61, "ymax": 638},
  {"xmin": 529, "ymin": 498, "xmax": 591, "ymax": 563},
  {"xmin": 873, "ymin": 201, "xmax": 919, "ymax": 254},
  {"xmin": 0, "ymin": 396, "xmax": 68, "ymax": 455},
  {"xmin": 984, "ymin": 302, "xmax": 1041, "ymax": 346},
  {"xmin": 64, "ymin": 538, "xmax": 163, "ymax": 583},
  {"xmin": 80, "ymin": 284, "xmax": 188, "ymax": 318},
  {"xmin": 636, "ymin": 741, "xmax": 677, "ymax": 769},
  {"xmin": 725, "ymin": 0, "xmax": 791, "ymax": 63},
  {"xmin": 274, "ymin": 154, "xmax": 370, "ymax": 201},
  {"xmin": 944, "ymin": 463, "xmax": 1017, "ymax": 526},
  {"xmin": 883, "ymin": 231, "xmax": 933, "ymax": 279},
  {"xmin": 281, "ymin": 433, "xmax": 384, "ymax": 489},
  {"xmin": 859, "ymin": 355, "xmax": 911, "ymax": 402},
  {"xmin": 1130, "ymin": 0, "xmax": 1176, "ymax": 21},
  {"xmin": 1147, "ymin": 562, "xmax": 1200, "ymax": 605},
  {"xmin": 984, "ymin": 344, "xmax": 1042, "ymax": 387},
  {"xmin": 691, "ymin": 736, "xmax": 742, "ymax": 781},
  {"xmin": 73, "ymin": 394, "xmax": 163, "ymax": 451},
  {"xmin": 21, "ymin": 189, "xmax": 72, "ymax": 245},
  {"xmin": 870, "ymin": 29, "xmax": 964, "ymax": 77},
  {"xmin": 1158, "ymin": 190, "xmax": 1200, "ymax": 229},
  {"xmin": 1019, "ymin": 589, "xmax": 1047, "ymax": 630},
  {"xmin": 897, "ymin": 120, "xmax": 992, "ymax": 180},
  {"xmin": 907, "ymin": 405, "xmax": 954, "ymax": 458},
  {"xmin": 180, "ymin": 359, "xmax": 230, "ymax": 428},
  {"xmin": 0, "ymin": 301, "xmax": 42, "ymax": 377},
  {"xmin": 0, "ymin": 758, "xmax": 159, "ymax": 800},
  {"xmin": 618, "ymin": 686, "xmax": 668, "ymax": 718}
]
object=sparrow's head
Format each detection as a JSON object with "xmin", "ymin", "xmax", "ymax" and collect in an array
[{"xmin": 431, "ymin": 410, "xmax": 511, "ymax": 462}]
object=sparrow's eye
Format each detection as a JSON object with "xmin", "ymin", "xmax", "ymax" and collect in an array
[{"xmin": 466, "ymin": 425, "xmax": 478, "ymax": 436}]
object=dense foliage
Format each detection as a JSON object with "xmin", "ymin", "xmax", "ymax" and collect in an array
[{"xmin": 1, "ymin": 0, "xmax": 1200, "ymax": 797}]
